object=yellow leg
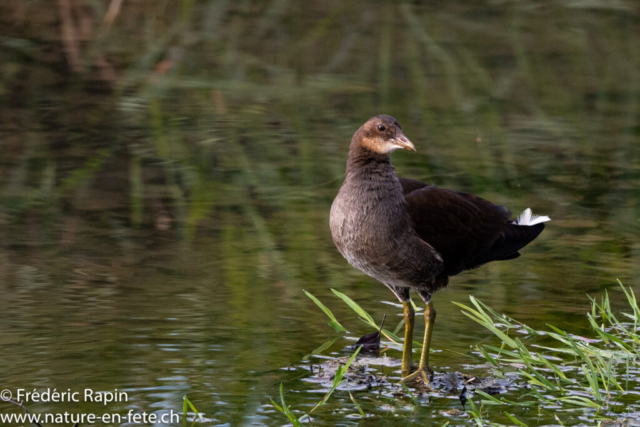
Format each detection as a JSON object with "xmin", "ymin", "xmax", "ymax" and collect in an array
[
  {"xmin": 419, "ymin": 301, "xmax": 436, "ymax": 375},
  {"xmin": 400, "ymin": 301, "xmax": 436, "ymax": 388},
  {"xmin": 401, "ymin": 301, "xmax": 415, "ymax": 376}
]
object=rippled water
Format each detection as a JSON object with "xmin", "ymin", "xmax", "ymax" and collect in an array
[{"xmin": 1, "ymin": 1, "xmax": 640, "ymax": 426}]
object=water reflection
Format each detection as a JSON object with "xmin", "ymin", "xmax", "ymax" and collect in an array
[{"xmin": 1, "ymin": 0, "xmax": 639, "ymax": 425}]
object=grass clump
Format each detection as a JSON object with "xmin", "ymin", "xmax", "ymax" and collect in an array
[{"xmin": 454, "ymin": 280, "xmax": 640, "ymax": 425}]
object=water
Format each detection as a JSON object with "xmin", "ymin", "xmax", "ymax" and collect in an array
[{"xmin": 1, "ymin": 1, "xmax": 639, "ymax": 425}]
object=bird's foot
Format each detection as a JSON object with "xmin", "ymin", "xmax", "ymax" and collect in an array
[{"xmin": 399, "ymin": 366, "xmax": 434, "ymax": 389}]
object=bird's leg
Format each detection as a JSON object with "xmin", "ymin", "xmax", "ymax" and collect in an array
[
  {"xmin": 419, "ymin": 301, "xmax": 436, "ymax": 377},
  {"xmin": 400, "ymin": 301, "xmax": 436, "ymax": 388},
  {"xmin": 401, "ymin": 301, "xmax": 415, "ymax": 376}
]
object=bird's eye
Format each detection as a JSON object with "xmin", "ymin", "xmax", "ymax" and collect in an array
[{"xmin": 377, "ymin": 124, "xmax": 386, "ymax": 131}]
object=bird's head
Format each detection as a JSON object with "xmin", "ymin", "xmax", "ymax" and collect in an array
[{"xmin": 353, "ymin": 115, "xmax": 416, "ymax": 155}]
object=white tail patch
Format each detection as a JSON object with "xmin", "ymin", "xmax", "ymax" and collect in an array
[{"xmin": 516, "ymin": 208, "xmax": 551, "ymax": 226}]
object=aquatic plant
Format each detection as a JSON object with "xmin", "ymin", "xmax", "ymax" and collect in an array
[
  {"xmin": 455, "ymin": 280, "xmax": 640, "ymax": 425},
  {"xmin": 182, "ymin": 396, "xmax": 204, "ymax": 427}
]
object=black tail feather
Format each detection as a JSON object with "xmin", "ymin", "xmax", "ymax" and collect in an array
[{"xmin": 470, "ymin": 223, "xmax": 545, "ymax": 267}]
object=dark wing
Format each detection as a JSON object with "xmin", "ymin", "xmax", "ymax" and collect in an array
[
  {"xmin": 404, "ymin": 185, "xmax": 544, "ymax": 276},
  {"xmin": 400, "ymin": 178, "xmax": 430, "ymax": 195}
]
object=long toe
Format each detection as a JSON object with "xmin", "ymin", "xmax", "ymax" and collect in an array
[
  {"xmin": 420, "ymin": 369, "xmax": 431, "ymax": 388},
  {"xmin": 400, "ymin": 367, "xmax": 432, "ymax": 389}
]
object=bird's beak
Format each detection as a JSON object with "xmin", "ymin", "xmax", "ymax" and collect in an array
[{"xmin": 393, "ymin": 133, "xmax": 416, "ymax": 152}]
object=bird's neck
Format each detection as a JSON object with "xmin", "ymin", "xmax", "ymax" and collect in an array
[
  {"xmin": 337, "ymin": 143, "xmax": 411, "ymax": 247},
  {"xmin": 345, "ymin": 145, "xmax": 395, "ymax": 180}
]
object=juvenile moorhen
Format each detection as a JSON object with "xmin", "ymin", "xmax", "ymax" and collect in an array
[{"xmin": 330, "ymin": 115, "xmax": 550, "ymax": 387}]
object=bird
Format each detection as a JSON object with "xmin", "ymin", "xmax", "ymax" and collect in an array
[{"xmin": 329, "ymin": 115, "xmax": 550, "ymax": 387}]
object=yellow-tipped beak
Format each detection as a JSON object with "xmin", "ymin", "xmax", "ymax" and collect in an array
[{"xmin": 394, "ymin": 135, "xmax": 416, "ymax": 152}]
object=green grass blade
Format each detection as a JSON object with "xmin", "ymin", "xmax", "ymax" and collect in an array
[
  {"xmin": 401, "ymin": 382, "xmax": 418, "ymax": 403},
  {"xmin": 305, "ymin": 290, "xmax": 347, "ymax": 332},
  {"xmin": 183, "ymin": 396, "xmax": 204, "ymax": 423},
  {"xmin": 475, "ymin": 390, "xmax": 504, "ymax": 405},
  {"xmin": 308, "ymin": 346, "xmax": 362, "ymax": 416},
  {"xmin": 504, "ymin": 412, "xmax": 528, "ymax": 426},
  {"xmin": 558, "ymin": 396, "xmax": 602, "ymax": 409},
  {"xmin": 349, "ymin": 392, "xmax": 365, "ymax": 417},
  {"xmin": 331, "ymin": 289, "xmax": 376, "ymax": 326},
  {"xmin": 478, "ymin": 345, "xmax": 500, "ymax": 367},
  {"xmin": 393, "ymin": 318, "xmax": 405, "ymax": 335},
  {"xmin": 277, "ymin": 383, "xmax": 304, "ymax": 427},
  {"xmin": 469, "ymin": 296, "xmax": 495, "ymax": 324},
  {"xmin": 453, "ymin": 302, "xmax": 495, "ymax": 328}
]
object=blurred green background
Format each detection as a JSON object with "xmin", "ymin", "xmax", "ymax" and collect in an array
[{"xmin": 1, "ymin": 0, "xmax": 639, "ymax": 425}]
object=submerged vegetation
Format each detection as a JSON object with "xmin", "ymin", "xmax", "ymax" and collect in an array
[{"xmin": 299, "ymin": 280, "xmax": 640, "ymax": 425}]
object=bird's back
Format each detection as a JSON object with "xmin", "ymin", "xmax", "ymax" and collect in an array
[{"xmin": 402, "ymin": 180, "xmax": 545, "ymax": 276}]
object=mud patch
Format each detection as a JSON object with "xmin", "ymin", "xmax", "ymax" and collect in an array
[{"xmin": 302, "ymin": 353, "xmax": 513, "ymax": 400}]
